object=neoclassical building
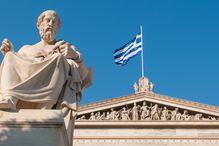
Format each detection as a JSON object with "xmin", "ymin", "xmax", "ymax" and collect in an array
[{"xmin": 73, "ymin": 77, "xmax": 219, "ymax": 146}]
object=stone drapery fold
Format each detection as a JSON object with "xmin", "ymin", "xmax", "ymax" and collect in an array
[{"xmin": 0, "ymin": 52, "xmax": 82, "ymax": 109}]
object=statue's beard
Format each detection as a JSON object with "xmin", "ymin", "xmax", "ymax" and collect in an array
[{"xmin": 40, "ymin": 28, "xmax": 56, "ymax": 43}]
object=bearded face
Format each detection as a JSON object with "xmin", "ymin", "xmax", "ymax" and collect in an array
[
  {"xmin": 38, "ymin": 13, "xmax": 59, "ymax": 43},
  {"xmin": 39, "ymin": 25, "xmax": 57, "ymax": 43}
]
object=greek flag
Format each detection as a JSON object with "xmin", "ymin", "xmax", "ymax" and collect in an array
[{"xmin": 113, "ymin": 32, "xmax": 142, "ymax": 65}]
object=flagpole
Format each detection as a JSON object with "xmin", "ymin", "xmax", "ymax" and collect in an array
[{"xmin": 140, "ymin": 25, "xmax": 144, "ymax": 77}]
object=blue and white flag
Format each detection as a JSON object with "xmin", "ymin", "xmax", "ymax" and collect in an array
[{"xmin": 113, "ymin": 32, "xmax": 142, "ymax": 65}]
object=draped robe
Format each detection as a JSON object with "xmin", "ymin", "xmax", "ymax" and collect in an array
[{"xmin": 0, "ymin": 50, "xmax": 92, "ymax": 110}]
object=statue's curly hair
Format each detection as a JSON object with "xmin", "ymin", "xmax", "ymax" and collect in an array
[{"xmin": 37, "ymin": 10, "xmax": 61, "ymax": 29}]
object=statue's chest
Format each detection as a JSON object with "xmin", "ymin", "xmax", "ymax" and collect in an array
[
  {"xmin": 24, "ymin": 46, "xmax": 56, "ymax": 62},
  {"xmin": 29, "ymin": 46, "xmax": 54, "ymax": 58}
]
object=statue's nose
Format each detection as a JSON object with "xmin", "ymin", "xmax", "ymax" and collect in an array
[{"xmin": 48, "ymin": 20, "xmax": 54, "ymax": 26}]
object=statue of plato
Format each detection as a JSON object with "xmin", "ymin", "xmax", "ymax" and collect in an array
[{"xmin": 0, "ymin": 10, "xmax": 93, "ymax": 112}]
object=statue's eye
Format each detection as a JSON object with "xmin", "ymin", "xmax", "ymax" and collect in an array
[{"xmin": 44, "ymin": 18, "xmax": 50, "ymax": 23}]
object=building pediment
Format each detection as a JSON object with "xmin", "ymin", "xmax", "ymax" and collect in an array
[{"xmin": 76, "ymin": 92, "xmax": 219, "ymax": 121}]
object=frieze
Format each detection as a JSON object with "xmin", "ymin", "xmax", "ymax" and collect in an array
[{"xmin": 76, "ymin": 101, "xmax": 219, "ymax": 121}]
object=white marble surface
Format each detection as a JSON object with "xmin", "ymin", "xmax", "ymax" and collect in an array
[
  {"xmin": 0, "ymin": 110, "xmax": 70, "ymax": 146},
  {"xmin": 74, "ymin": 121, "xmax": 219, "ymax": 146}
]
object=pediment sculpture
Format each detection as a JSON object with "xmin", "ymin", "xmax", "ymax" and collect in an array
[{"xmin": 76, "ymin": 100, "xmax": 219, "ymax": 121}]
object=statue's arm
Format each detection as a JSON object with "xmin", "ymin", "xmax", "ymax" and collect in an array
[
  {"xmin": 68, "ymin": 45, "xmax": 93, "ymax": 91},
  {"xmin": 58, "ymin": 41, "xmax": 85, "ymax": 70},
  {"xmin": 69, "ymin": 46, "xmax": 91, "ymax": 82},
  {"xmin": 76, "ymin": 52, "xmax": 94, "ymax": 92},
  {"xmin": 58, "ymin": 41, "xmax": 93, "ymax": 90}
]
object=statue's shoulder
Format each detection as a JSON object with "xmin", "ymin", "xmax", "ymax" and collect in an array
[
  {"xmin": 20, "ymin": 44, "xmax": 32, "ymax": 50},
  {"xmin": 18, "ymin": 44, "xmax": 34, "ymax": 56}
]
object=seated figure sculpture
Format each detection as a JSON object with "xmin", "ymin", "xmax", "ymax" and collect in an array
[{"xmin": 0, "ymin": 10, "xmax": 93, "ymax": 111}]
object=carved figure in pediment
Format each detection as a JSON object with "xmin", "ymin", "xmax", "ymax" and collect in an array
[
  {"xmin": 158, "ymin": 107, "xmax": 162, "ymax": 118},
  {"xmin": 109, "ymin": 108, "xmax": 115, "ymax": 120},
  {"xmin": 151, "ymin": 104, "xmax": 160, "ymax": 120},
  {"xmin": 110, "ymin": 108, "xmax": 119, "ymax": 120},
  {"xmin": 194, "ymin": 113, "xmax": 202, "ymax": 120},
  {"xmin": 115, "ymin": 112, "xmax": 120, "ymax": 120},
  {"xmin": 140, "ymin": 101, "xmax": 150, "ymax": 120},
  {"xmin": 176, "ymin": 111, "xmax": 182, "ymax": 120},
  {"xmin": 89, "ymin": 112, "xmax": 96, "ymax": 120},
  {"xmin": 95, "ymin": 112, "xmax": 101, "ymax": 120},
  {"xmin": 105, "ymin": 112, "xmax": 110, "ymax": 120},
  {"xmin": 95, "ymin": 112, "xmax": 105, "ymax": 120},
  {"xmin": 131, "ymin": 102, "xmax": 139, "ymax": 120},
  {"xmin": 121, "ymin": 107, "xmax": 130, "ymax": 120},
  {"xmin": 208, "ymin": 116, "xmax": 216, "ymax": 120},
  {"xmin": 211, "ymin": 117, "xmax": 216, "ymax": 120},
  {"xmin": 100, "ymin": 112, "xmax": 106, "ymax": 120},
  {"xmin": 181, "ymin": 110, "xmax": 190, "ymax": 120},
  {"xmin": 171, "ymin": 108, "xmax": 178, "ymax": 120},
  {"xmin": 199, "ymin": 114, "xmax": 203, "ymax": 120},
  {"xmin": 161, "ymin": 106, "xmax": 169, "ymax": 120},
  {"xmin": 149, "ymin": 103, "xmax": 153, "ymax": 110}
]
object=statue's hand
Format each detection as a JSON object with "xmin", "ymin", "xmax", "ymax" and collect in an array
[
  {"xmin": 0, "ymin": 38, "xmax": 14, "ymax": 55},
  {"xmin": 59, "ymin": 41, "xmax": 79, "ymax": 60}
]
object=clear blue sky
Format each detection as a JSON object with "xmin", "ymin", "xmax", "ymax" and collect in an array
[{"xmin": 0, "ymin": 0, "xmax": 219, "ymax": 106}]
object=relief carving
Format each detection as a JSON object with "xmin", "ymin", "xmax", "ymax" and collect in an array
[{"xmin": 77, "ymin": 101, "xmax": 219, "ymax": 121}]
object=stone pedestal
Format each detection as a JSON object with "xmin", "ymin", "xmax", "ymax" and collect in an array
[{"xmin": 0, "ymin": 110, "xmax": 70, "ymax": 146}]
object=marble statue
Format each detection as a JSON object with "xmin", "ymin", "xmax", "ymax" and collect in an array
[
  {"xmin": 95, "ymin": 112, "xmax": 105, "ymax": 120},
  {"xmin": 121, "ymin": 107, "xmax": 130, "ymax": 120},
  {"xmin": 176, "ymin": 111, "xmax": 182, "ymax": 120},
  {"xmin": 89, "ymin": 112, "xmax": 96, "ymax": 120},
  {"xmin": 150, "ymin": 104, "xmax": 160, "ymax": 120},
  {"xmin": 171, "ymin": 108, "xmax": 178, "ymax": 120},
  {"xmin": 0, "ymin": 10, "xmax": 93, "ymax": 111},
  {"xmin": 95, "ymin": 112, "xmax": 101, "ymax": 120},
  {"xmin": 210, "ymin": 116, "xmax": 216, "ymax": 120},
  {"xmin": 149, "ymin": 82, "xmax": 154, "ymax": 92},
  {"xmin": 139, "ymin": 77, "xmax": 149, "ymax": 92},
  {"xmin": 161, "ymin": 106, "xmax": 169, "ymax": 120},
  {"xmin": 134, "ymin": 77, "xmax": 155, "ymax": 93},
  {"xmin": 131, "ymin": 102, "xmax": 139, "ymax": 120},
  {"xmin": 140, "ymin": 101, "xmax": 149, "ymax": 120},
  {"xmin": 100, "ymin": 112, "xmax": 106, "ymax": 120},
  {"xmin": 194, "ymin": 113, "xmax": 202, "ymax": 120},
  {"xmin": 181, "ymin": 110, "xmax": 190, "ymax": 120},
  {"xmin": 105, "ymin": 111, "xmax": 110, "ymax": 120},
  {"xmin": 110, "ymin": 108, "xmax": 119, "ymax": 120},
  {"xmin": 0, "ymin": 10, "xmax": 93, "ymax": 146},
  {"xmin": 134, "ymin": 82, "xmax": 138, "ymax": 93}
]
